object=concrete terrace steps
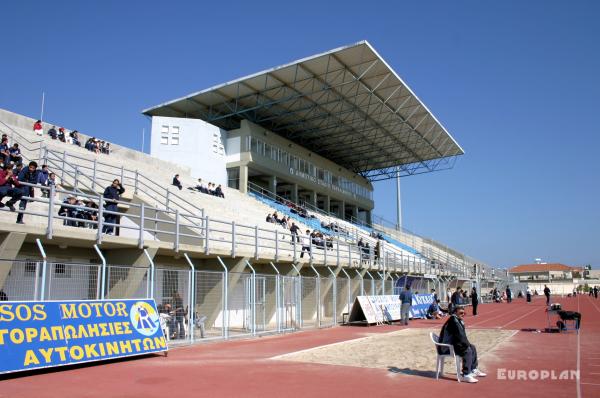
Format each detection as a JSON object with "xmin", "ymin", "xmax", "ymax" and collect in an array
[{"xmin": 0, "ymin": 111, "xmax": 414, "ymax": 268}]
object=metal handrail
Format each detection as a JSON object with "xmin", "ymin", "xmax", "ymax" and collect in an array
[{"xmin": 5, "ymin": 121, "xmax": 506, "ymax": 281}]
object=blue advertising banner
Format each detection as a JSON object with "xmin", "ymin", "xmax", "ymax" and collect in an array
[
  {"xmin": 348, "ymin": 293, "xmax": 435, "ymax": 324},
  {"xmin": 410, "ymin": 293, "xmax": 435, "ymax": 319},
  {"xmin": 0, "ymin": 299, "xmax": 167, "ymax": 374}
]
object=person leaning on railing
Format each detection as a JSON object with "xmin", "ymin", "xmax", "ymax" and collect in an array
[
  {"xmin": 102, "ymin": 179, "xmax": 124, "ymax": 235},
  {"xmin": 16, "ymin": 161, "xmax": 40, "ymax": 224}
]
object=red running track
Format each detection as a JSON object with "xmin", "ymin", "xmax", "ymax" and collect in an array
[{"xmin": 1, "ymin": 295, "xmax": 599, "ymax": 398}]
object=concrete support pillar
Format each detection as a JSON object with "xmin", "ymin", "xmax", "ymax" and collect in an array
[
  {"xmin": 268, "ymin": 175, "xmax": 277, "ymax": 196},
  {"xmin": 324, "ymin": 195, "xmax": 331, "ymax": 213},
  {"xmin": 0, "ymin": 232, "xmax": 28, "ymax": 290},
  {"xmin": 202, "ymin": 257, "xmax": 250, "ymax": 329},
  {"xmin": 351, "ymin": 206, "xmax": 359, "ymax": 222},
  {"xmin": 366, "ymin": 210, "xmax": 373, "ymax": 225},
  {"xmin": 291, "ymin": 183, "xmax": 298, "ymax": 204},
  {"xmin": 239, "ymin": 165, "xmax": 248, "ymax": 194},
  {"xmin": 338, "ymin": 200, "xmax": 345, "ymax": 219},
  {"xmin": 309, "ymin": 191, "xmax": 317, "ymax": 208}
]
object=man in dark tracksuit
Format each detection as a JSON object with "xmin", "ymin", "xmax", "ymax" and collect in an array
[
  {"xmin": 16, "ymin": 161, "xmax": 40, "ymax": 224},
  {"xmin": 544, "ymin": 285, "xmax": 551, "ymax": 305},
  {"xmin": 438, "ymin": 306, "xmax": 486, "ymax": 383},
  {"xmin": 470, "ymin": 287, "xmax": 479, "ymax": 316},
  {"xmin": 102, "ymin": 179, "xmax": 125, "ymax": 234},
  {"xmin": 449, "ymin": 288, "xmax": 462, "ymax": 314}
]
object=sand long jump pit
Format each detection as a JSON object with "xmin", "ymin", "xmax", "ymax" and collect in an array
[{"xmin": 272, "ymin": 328, "xmax": 515, "ymax": 376}]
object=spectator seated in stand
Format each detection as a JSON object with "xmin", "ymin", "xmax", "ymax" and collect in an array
[
  {"xmin": 172, "ymin": 174, "xmax": 183, "ymax": 190},
  {"xmin": 214, "ymin": 184, "xmax": 225, "ymax": 198},
  {"xmin": 33, "ymin": 120, "xmax": 43, "ymax": 136},
  {"xmin": 194, "ymin": 179, "xmax": 208, "ymax": 194},
  {"xmin": 0, "ymin": 164, "xmax": 22, "ymax": 211},
  {"xmin": 83, "ymin": 137, "xmax": 111, "ymax": 155},
  {"xmin": 58, "ymin": 195, "xmax": 87, "ymax": 227},
  {"xmin": 8, "ymin": 144, "xmax": 22, "ymax": 165},
  {"xmin": 57, "ymin": 127, "xmax": 66, "ymax": 142},
  {"xmin": 48, "ymin": 126, "xmax": 58, "ymax": 139},
  {"xmin": 70, "ymin": 130, "xmax": 81, "ymax": 146},
  {"xmin": 0, "ymin": 137, "xmax": 9, "ymax": 166},
  {"xmin": 266, "ymin": 213, "xmax": 273, "ymax": 223}
]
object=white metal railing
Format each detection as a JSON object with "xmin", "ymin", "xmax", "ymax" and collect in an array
[{"xmin": 1, "ymin": 119, "xmax": 509, "ymax": 282}]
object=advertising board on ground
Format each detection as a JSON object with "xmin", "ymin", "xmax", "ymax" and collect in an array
[
  {"xmin": 348, "ymin": 294, "xmax": 434, "ymax": 324},
  {"xmin": 0, "ymin": 299, "xmax": 167, "ymax": 374}
]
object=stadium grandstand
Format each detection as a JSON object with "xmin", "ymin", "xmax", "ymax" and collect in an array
[{"xmin": 0, "ymin": 41, "xmax": 509, "ymax": 344}]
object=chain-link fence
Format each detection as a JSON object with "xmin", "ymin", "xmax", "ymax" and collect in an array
[{"xmin": 0, "ymin": 257, "xmax": 429, "ymax": 348}]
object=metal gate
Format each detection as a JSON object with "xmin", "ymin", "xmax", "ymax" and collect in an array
[{"xmin": 281, "ymin": 275, "xmax": 299, "ymax": 330}]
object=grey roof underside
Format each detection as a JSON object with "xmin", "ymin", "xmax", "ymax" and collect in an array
[{"xmin": 143, "ymin": 41, "xmax": 464, "ymax": 181}]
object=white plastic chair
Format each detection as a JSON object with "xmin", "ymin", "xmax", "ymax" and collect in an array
[
  {"xmin": 159, "ymin": 313, "xmax": 171, "ymax": 342},
  {"xmin": 430, "ymin": 332, "xmax": 462, "ymax": 382}
]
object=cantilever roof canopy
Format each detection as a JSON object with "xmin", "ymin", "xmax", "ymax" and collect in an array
[{"xmin": 143, "ymin": 41, "xmax": 464, "ymax": 181}]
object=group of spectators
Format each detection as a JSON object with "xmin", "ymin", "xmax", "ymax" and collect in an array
[
  {"xmin": 172, "ymin": 175, "xmax": 225, "ymax": 199},
  {"xmin": 58, "ymin": 194, "xmax": 99, "ymax": 228},
  {"xmin": 35, "ymin": 120, "xmax": 111, "ymax": 155},
  {"xmin": 0, "ymin": 134, "xmax": 23, "ymax": 167},
  {"xmin": 0, "ymin": 142, "xmax": 59, "ymax": 223},
  {"xmin": 299, "ymin": 229, "xmax": 334, "ymax": 258},
  {"xmin": 157, "ymin": 292, "xmax": 187, "ymax": 340}
]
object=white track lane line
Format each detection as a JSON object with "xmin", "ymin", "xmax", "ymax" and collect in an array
[
  {"xmin": 576, "ymin": 294, "xmax": 581, "ymax": 398},
  {"xmin": 500, "ymin": 307, "xmax": 540, "ymax": 329},
  {"xmin": 469, "ymin": 304, "xmax": 528, "ymax": 327}
]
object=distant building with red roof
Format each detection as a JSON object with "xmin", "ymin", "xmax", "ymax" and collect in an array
[{"xmin": 508, "ymin": 263, "xmax": 583, "ymax": 294}]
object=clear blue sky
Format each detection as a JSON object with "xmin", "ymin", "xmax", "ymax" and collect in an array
[{"xmin": 1, "ymin": 0, "xmax": 598, "ymax": 268}]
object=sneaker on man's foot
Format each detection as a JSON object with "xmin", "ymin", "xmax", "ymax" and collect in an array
[
  {"xmin": 473, "ymin": 369, "xmax": 487, "ymax": 377},
  {"xmin": 16, "ymin": 220, "xmax": 24, "ymax": 225},
  {"xmin": 460, "ymin": 374, "xmax": 479, "ymax": 383}
]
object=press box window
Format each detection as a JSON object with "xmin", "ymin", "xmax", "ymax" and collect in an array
[
  {"xmin": 171, "ymin": 126, "xmax": 180, "ymax": 145},
  {"xmin": 161, "ymin": 126, "xmax": 169, "ymax": 145}
]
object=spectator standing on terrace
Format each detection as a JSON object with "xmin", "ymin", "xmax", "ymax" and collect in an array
[
  {"xmin": 37, "ymin": 165, "xmax": 49, "ymax": 197},
  {"xmin": 33, "ymin": 120, "xmax": 43, "ymax": 136},
  {"xmin": 399, "ymin": 285, "xmax": 413, "ymax": 326},
  {"xmin": 9, "ymin": 144, "xmax": 22, "ymax": 165},
  {"xmin": 172, "ymin": 292, "xmax": 185, "ymax": 339},
  {"xmin": 16, "ymin": 161, "xmax": 40, "ymax": 224},
  {"xmin": 470, "ymin": 287, "xmax": 479, "ymax": 316},
  {"xmin": 102, "ymin": 179, "xmax": 125, "ymax": 234},
  {"xmin": 289, "ymin": 222, "xmax": 300, "ymax": 243},
  {"xmin": 544, "ymin": 285, "xmax": 551, "ymax": 305},
  {"xmin": 0, "ymin": 165, "xmax": 22, "ymax": 211},
  {"xmin": 438, "ymin": 306, "xmax": 487, "ymax": 383},
  {"xmin": 449, "ymin": 288, "xmax": 462, "ymax": 314},
  {"xmin": 172, "ymin": 174, "xmax": 182, "ymax": 190},
  {"xmin": 300, "ymin": 229, "xmax": 311, "ymax": 258}
]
